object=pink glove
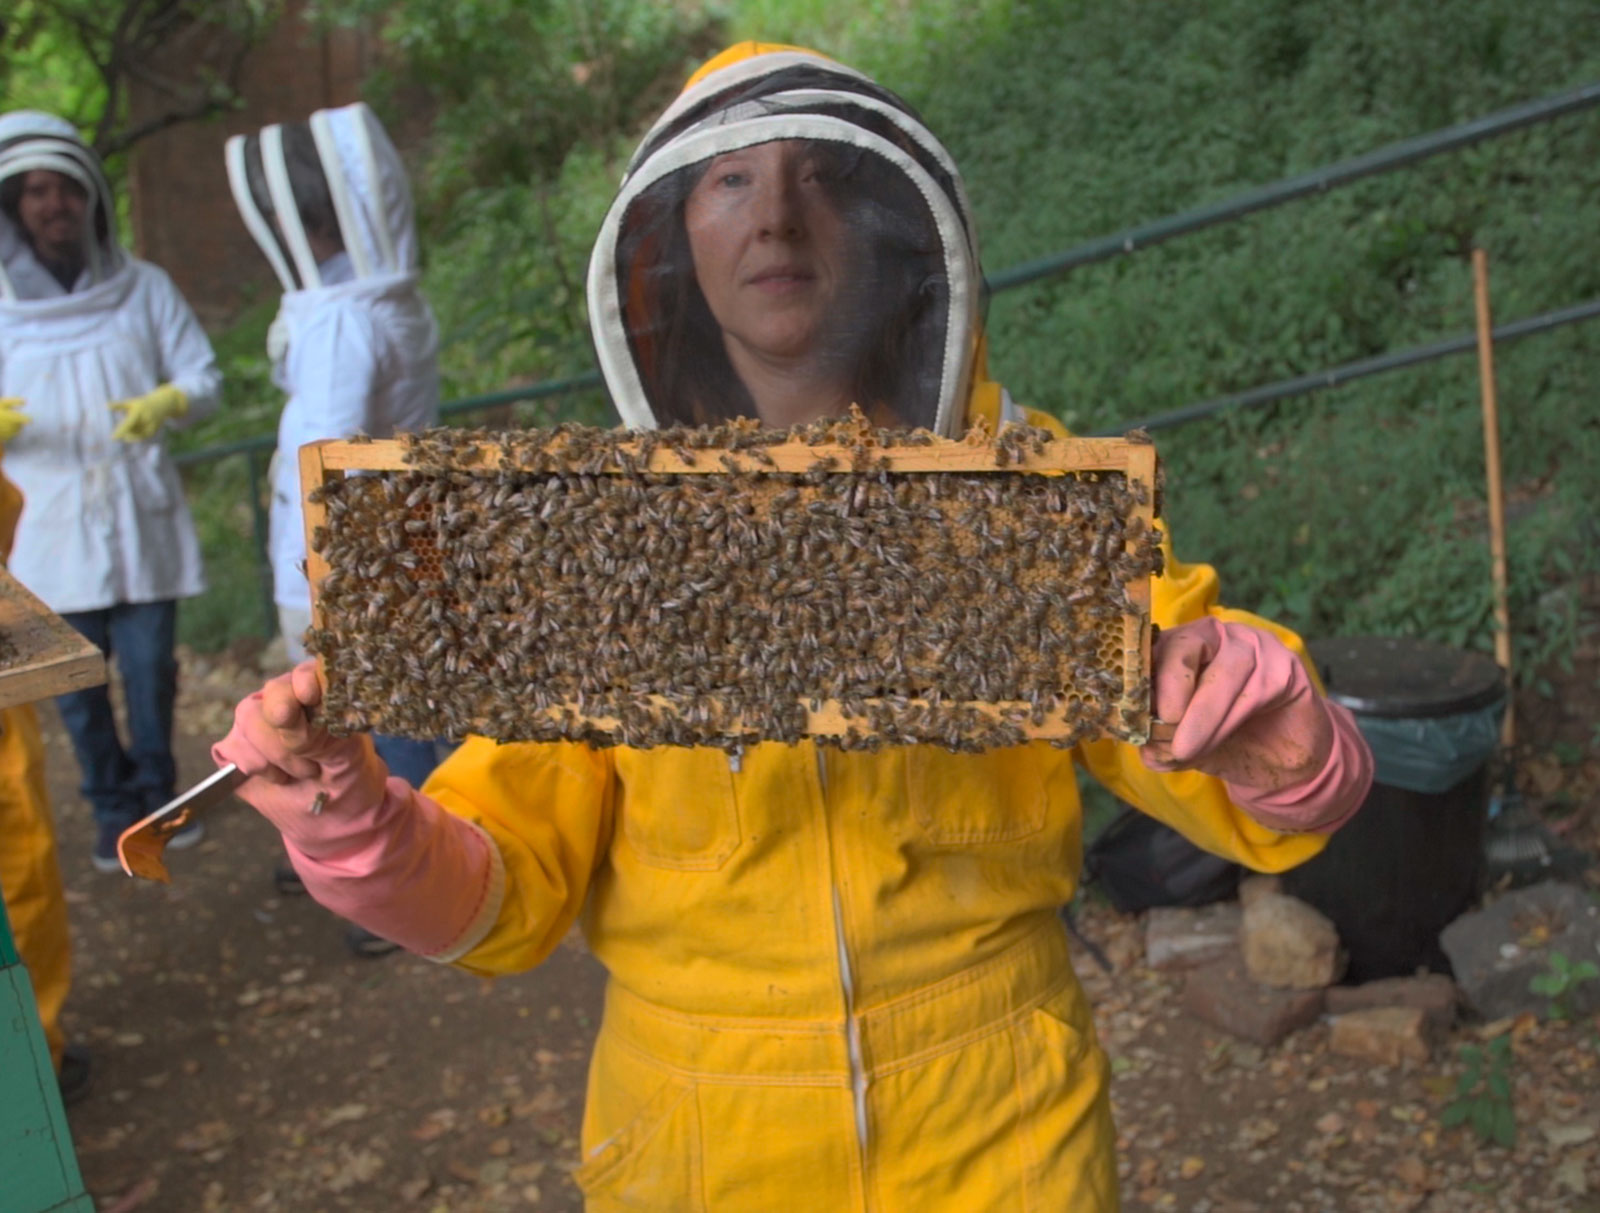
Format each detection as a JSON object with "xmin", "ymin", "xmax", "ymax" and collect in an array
[
  {"xmin": 214, "ymin": 662, "xmax": 503, "ymax": 960},
  {"xmin": 1141, "ymin": 618, "xmax": 1373, "ymax": 833}
]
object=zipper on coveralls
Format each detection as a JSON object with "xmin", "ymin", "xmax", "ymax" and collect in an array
[{"xmin": 816, "ymin": 749, "xmax": 871, "ymax": 1171}]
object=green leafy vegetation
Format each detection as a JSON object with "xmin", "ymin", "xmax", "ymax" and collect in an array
[
  {"xmin": 1440, "ymin": 1035, "xmax": 1516, "ymax": 1148},
  {"xmin": 1529, "ymin": 950, "xmax": 1600, "ymax": 1021},
  {"xmin": 915, "ymin": 0, "xmax": 1600, "ymax": 682}
]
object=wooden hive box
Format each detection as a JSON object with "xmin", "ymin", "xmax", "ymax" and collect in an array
[
  {"xmin": 0, "ymin": 567, "xmax": 106, "ymax": 711},
  {"xmin": 300, "ymin": 415, "xmax": 1161, "ymax": 752}
]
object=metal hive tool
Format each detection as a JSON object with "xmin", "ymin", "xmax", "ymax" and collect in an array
[{"xmin": 300, "ymin": 412, "xmax": 1162, "ymax": 753}]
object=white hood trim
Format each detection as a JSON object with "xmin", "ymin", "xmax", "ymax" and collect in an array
[
  {"xmin": 351, "ymin": 110, "xmax": 402, "ymax": 272},
  {"xmin": 310, "ymin": 110, "xmax": 374, "ymax": 279},
  {"xmin": 262, "ymin": 123, "xmax": 322, "ymax": 289},
  {"xmin": 228, "ymin": 102, "xmax": 416, "ymax": 294},
  {"xmin": 627, "ymin": 51, "xmax": 873, "ymax": 179},
  {"xmin": 589, "ymin": 112, "xmax": 978, "ymax": 437},
  {"xmin": 225, "ymin": 134, "xmax": 296, "ymax": 292}
]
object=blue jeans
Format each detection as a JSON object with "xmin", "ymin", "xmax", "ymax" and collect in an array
[
  {"xmin": 56, "ymin": 600, "xmax": 179, "ymax": 831},
  {"xmin": 373, "ymin": 735, "xmax": 448, "ymax": 788}
]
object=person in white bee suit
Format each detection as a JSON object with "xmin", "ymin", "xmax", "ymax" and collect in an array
[
  {"xmin": 227, "ymin": 103, "xmax": 442, "ymax": 952},
  {"xmin": 0, "ymin": 111, "xmax": 219, "ymax": 873}
]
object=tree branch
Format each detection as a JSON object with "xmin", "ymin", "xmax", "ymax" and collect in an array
[{"xmin": 25, "ymin": 0, "xmax": 279, "ymax": 157}]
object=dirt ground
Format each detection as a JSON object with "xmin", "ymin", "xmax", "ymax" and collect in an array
[{"xmin": 41, "ymin": 642, "xmax": 1600, "ymax": 1213}]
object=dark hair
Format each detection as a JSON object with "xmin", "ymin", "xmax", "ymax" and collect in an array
[
  {"xmin": 617, "ymin": 138, "xmax": 948, "ymax": 427},
  {"xmin": 0, "ymin": 175, "xmax": 23, "ymax": 226}
]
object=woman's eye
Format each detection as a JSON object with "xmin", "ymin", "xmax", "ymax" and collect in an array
[{"xmin": 718, "ymin": 172, "xmax": 749, "ymax": 189}]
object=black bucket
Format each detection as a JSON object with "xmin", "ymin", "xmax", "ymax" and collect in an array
[{"xmin": 1280, "ymin": 636, "xmax": 1506, "ymax": 982}]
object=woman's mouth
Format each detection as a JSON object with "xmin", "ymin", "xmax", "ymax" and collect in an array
[{"xmin": 747, "ymin": 266, "xmax": 816, "ymax": 291}]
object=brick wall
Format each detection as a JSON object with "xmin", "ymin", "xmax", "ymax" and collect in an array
[{"xmin": 124, "ymin": 4, "xmax": 375, "ymax": 327}]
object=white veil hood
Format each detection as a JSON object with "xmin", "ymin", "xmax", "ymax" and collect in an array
[
  {"xmin": 587, "ymin": 52, "xmax": 982, "ymax": 438},
  {"xmin": 226, "ymin": 101, "xmax": 420, "ymax": 293},
  {"xmin": 0, "ymin": 110, "xmax": 124, "ymax": 300}
]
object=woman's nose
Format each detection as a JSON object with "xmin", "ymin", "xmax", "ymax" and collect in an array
[{"xmin": 752, "ymin": 175, "xmax": 804, "ymax": 241}]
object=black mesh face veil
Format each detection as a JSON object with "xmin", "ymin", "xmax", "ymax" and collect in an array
[
  {"xmin": 589, "ymin": 58, "xmax": 980, "ymax": 436},
  {"xmin": 613, "ymin": 137, "xmax": 952, "ymax": 428},
  {"xmin": 229, "ymin": 124, "xmax": 341, "ymax": 292}
]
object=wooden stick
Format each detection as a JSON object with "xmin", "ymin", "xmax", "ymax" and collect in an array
[
  {"xmin": 315, "ymin": 434, "xmax": 1146, "ymax": 476},
  {"xmin": 298, "ymin": 440, "xmax": 338, "ymax": 702},
  {"xmin": 1472, "ymin": 249, "xmax": 1514, "ymax": 747}
]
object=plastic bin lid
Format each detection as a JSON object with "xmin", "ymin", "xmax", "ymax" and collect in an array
[{"xmin": 1307, "ymin": 636, "xmax": 1507, "ymax": 719}]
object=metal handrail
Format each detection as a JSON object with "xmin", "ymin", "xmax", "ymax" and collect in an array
[
  {"xmin": 171, "ymin": 368, "xmax": 607, "ymax": 468},
  {"xmin": 987, "ymin": 80, "xmax": 1600, "ymax": 292},
  {"xmin": 1091, "ymin": 295, "xmax": 1600, "ymax": 436}
]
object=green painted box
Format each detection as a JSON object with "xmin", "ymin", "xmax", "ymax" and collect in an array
[{"xmin": 1, "ymin": 895, "xmax": 93, "ymax": 1213}]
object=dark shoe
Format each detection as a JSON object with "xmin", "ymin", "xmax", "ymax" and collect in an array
[
  {"xmin": 166, "ymin": 819, "xmax": 205, "ymax": 851},
  {"xmin": 58, "ymin": 1045, "xmax": 92, "ymax": 1107},
  {"xmin": 344, "ymin": 925, "xmax": 401, "ymax": 959},
  {"xmin": 97, "ymin": 817, "xmax": 203, "ymax": 874},
  {"xmin": 273, "ymin": 863, "xmax": 307, "ymax": 896},
  {"xmin": 91, "ymin": 822, "xmax": 127, "ymax": 874}
]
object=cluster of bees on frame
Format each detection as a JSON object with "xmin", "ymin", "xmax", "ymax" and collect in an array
[{"xmin": 307, "ymin": 412, "xmax": 1164, "ymax": 753}]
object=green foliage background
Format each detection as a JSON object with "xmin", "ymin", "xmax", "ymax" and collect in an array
[{"xmin": 8, "ymin": 0, "xmax": 1600, "ymax": 664}]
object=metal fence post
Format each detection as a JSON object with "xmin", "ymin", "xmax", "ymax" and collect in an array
[{"xmin": 244, "ymin": 450, "xmax": 276, "ymax": 638}]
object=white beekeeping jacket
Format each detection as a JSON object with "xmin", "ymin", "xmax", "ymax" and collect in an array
[
  {"xmin": 226, "ymin": 101, "xmax": 440, "ymax": 610},
  {"xmin": 0, "ymin": 110, "xmax": 220, "ymax": 614}
]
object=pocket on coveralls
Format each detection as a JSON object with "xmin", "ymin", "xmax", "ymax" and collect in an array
[
  {"xmin": 617, "ymin": 749, "xmax": 742, "ymax": 870},
  {"xmin": 906, "ymin": 746, "xmax": 1047, "ymax": 844},
  {"xmin": 1009, "ymin": 986, "xmax": 1119, "ymax": 1212},
  {"xmin": 573, "ymin": 1072, "xmax": 701, "ymax": 1210}
]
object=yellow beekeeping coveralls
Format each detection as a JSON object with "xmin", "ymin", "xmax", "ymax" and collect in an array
[
  {"xmin": 420, "ymin": 41, "xmax": 1331, "ymax": 1210},
  {"xmin": 422, "ymin": 402, "xmax": 1326, "ymax": 1211},
  {"xmin": 0, "ymin": 465, "xmax": 71, "ymax": 1068}
]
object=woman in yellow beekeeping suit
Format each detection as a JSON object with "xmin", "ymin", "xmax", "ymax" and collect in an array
[
  {"xmin": 213, "ymin": 44, "xmax": 1373, "ymax": 1211},
  {"xmin": 0, "ymin": 440, "xmax": 88, "ymax": 1103}
]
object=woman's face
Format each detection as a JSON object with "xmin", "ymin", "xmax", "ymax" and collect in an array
[{"xmin": 684, "ymin": 140, "xmax": 846, "ymax": 366}]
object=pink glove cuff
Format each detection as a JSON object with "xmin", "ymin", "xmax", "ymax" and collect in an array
[
  {"xmin": 1225, "ymin": 701, "xmax": 1373, "ymax": 835},
  {"xmin": 285, "ymin": 782, "xmax": 506, "ymax": 961}
]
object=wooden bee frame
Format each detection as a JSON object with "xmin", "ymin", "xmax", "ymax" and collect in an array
[
  {"xmin": 0, "ymin": 567, "xmax": 106, "ymax": 711},
  {"xmin": 300, "ymin": 426, "xmax": 1160, "ymax": 750}
]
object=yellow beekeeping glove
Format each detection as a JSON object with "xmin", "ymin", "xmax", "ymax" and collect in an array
[
  {"xmin": 0, "ymin": 398, "xmax": 30, "ymax": 445},
  {"xmin": 109, "ymin": 383, "xmax": 187, "ymax": 443}
]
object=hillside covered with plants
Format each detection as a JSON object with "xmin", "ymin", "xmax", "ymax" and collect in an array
[
  {"xmin": 18, "ymin": 0, "xmax": 1600, "ymax": 675},
  {"xmin": 315, "ymin": 0, "xmax": 1600, "ymax": 682}
]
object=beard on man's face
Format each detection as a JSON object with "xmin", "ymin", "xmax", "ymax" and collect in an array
[{"xmin": 28, "ymin": 213, "xmax": 86, "ymax": 264}]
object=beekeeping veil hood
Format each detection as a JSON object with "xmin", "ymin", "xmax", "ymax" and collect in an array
[
  {"xmin": 225, "ymin": 102, "xmax": 419, "ymax": 293},
  {"xmin": 0, "ymin": 110, "xmax": 122, "ymax": 300},
  {"xmin": 588, "ymin": 43, "xmax": 983, "ymax": 436}
]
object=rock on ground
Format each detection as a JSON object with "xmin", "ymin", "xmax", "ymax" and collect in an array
[
  {"xmin": 1242, "ymin": 892, "xmax": 1346, "ymax": 990},
  {"xmin": 1440, "ymin": 881, "xmax": 1600, "ymax": 1021}
]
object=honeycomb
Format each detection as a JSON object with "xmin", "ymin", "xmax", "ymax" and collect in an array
[{"xmin": 303, "ymin": 412, "xmax": 1162, "ymax": 752}]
